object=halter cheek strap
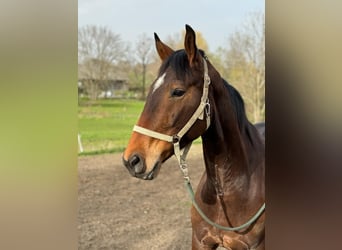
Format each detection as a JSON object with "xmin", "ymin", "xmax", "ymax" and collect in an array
[{"xmin": 133, "ymin": 57, "xmax": 211, "ymax": 181}]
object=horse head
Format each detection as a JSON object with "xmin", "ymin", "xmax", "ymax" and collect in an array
[{"xmin": 123, "ymin": 25, "xmax": 212, "ymax": 180}]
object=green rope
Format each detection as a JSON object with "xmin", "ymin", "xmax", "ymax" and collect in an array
[{"xmin": 185, "ymin": 181, "xmax": 265, "ymax": 231}]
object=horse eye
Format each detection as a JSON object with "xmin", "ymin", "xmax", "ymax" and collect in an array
[{"xmin": 171, "ymin": 89, "xmax": 185, "ymax": 97}]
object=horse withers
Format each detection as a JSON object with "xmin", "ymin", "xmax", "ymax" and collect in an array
[{"xmin": 123, "ymin": 25, "xmax": 265, "ymax": 250}]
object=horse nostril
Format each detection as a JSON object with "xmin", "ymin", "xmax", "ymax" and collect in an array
[
  {"xmin": 128, "ymin": 154, "xmax": 146, "ymax": 175},
  {"xmin": 129, "ymin": 155, "xmax": 140, "ymax": 167}
]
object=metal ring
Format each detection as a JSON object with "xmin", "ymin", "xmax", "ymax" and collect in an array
[{"xmin": 172, "ymin": 135, "xmax": 180, "ymax": 144}]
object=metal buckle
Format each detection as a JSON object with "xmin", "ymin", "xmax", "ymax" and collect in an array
[
  {"xmin": 184, "ymin": 176, "xmax": 190, "ymax": 183},
  {"xmin": 204, "ymin": 74, "xmax": 211, "ymax": 85},
  {"xmin": 205, "ymin": 100, "xmax": 210, "ymax": 117}
]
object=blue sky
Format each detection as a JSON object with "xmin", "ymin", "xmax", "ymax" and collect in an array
[{"xmin": 79, "ymin": 0, "xmax": 264, "ymax": 52}]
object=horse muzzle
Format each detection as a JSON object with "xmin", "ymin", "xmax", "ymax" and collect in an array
[{"xmin": 122, "ymin": 153, "xmax": 161, "ymax": 180}]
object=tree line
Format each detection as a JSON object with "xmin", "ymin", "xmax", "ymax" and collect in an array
[{"xmin": 78, "ymin": 12, "xmax": 264, "ymax": 122}]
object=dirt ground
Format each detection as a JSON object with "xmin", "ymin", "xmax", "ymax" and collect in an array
[{"xmin": 78, "ymin": 144, "xmax": 206, "ymax": 250}]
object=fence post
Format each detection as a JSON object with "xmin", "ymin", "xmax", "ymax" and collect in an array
[{"xmin": 78, "ymin": 133, "xmax": 84, "ymax": 153}]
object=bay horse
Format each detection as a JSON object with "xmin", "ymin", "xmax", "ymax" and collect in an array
[{"xmin": 123, "ymin": 25, "xmax": 265, "ymax": 250}]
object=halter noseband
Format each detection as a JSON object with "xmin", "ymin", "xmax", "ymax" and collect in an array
[{"xmin": 133, "ymin": 57, "xmax": 211, "ymax": 181}]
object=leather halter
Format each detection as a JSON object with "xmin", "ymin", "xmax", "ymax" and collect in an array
[
  {"xmin": 133, "ymin": 57, "xmax": 211, "ymax": 181},
  {"xmin": 132, "ymin": 57, "xmax": 265, "ymax": 231}
]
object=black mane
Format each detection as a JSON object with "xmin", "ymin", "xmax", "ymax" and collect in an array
[
  {"xmin": 223, "ymin": 80, "xmax": 259, "ymax": 146},
  {"xmin": 223, "ymin": 80, "xmax": 249, "ymax": 131}
]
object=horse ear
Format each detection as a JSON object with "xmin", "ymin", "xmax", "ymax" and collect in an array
[
  {"xmin": 154, "ymin": 33, "xmax": 174, "ymax": 61},
  {"xmin": 184, "ymin": 24, "xmax": 199, "ymax": 66}
]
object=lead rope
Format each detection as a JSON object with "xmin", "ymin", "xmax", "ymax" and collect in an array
[
  {"xmin": 173, "ymin": 141, "xmax": 265, "ymax": 232},
  {"xmin": 186, "ymin": 181, "xmax": 266, "ymax": 231}
]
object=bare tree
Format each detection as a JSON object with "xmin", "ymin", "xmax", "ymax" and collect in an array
[
  {"xmin": 135, "ymin": 33, "xmax": 153, "ymax": 99},
  {"xmin": 78, "ymin": 25, "xmax": 127, "ymax": 99},
  {"xmin": 226, "ymin": 12, "xmax": 265, "ymax": 122}
]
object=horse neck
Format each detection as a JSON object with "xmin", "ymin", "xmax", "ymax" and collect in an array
[{"xmin": 201, "ymin": 77, "xmax": 263, "ymax": 194}]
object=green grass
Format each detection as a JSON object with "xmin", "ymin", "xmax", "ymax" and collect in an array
[
  {"xmin": 78, "ymin": 99, "xmax": 144, "ymax": 155},
  {"xmin": 78, "ymin": 98, "xmax": 202, "ymax": 156}
]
